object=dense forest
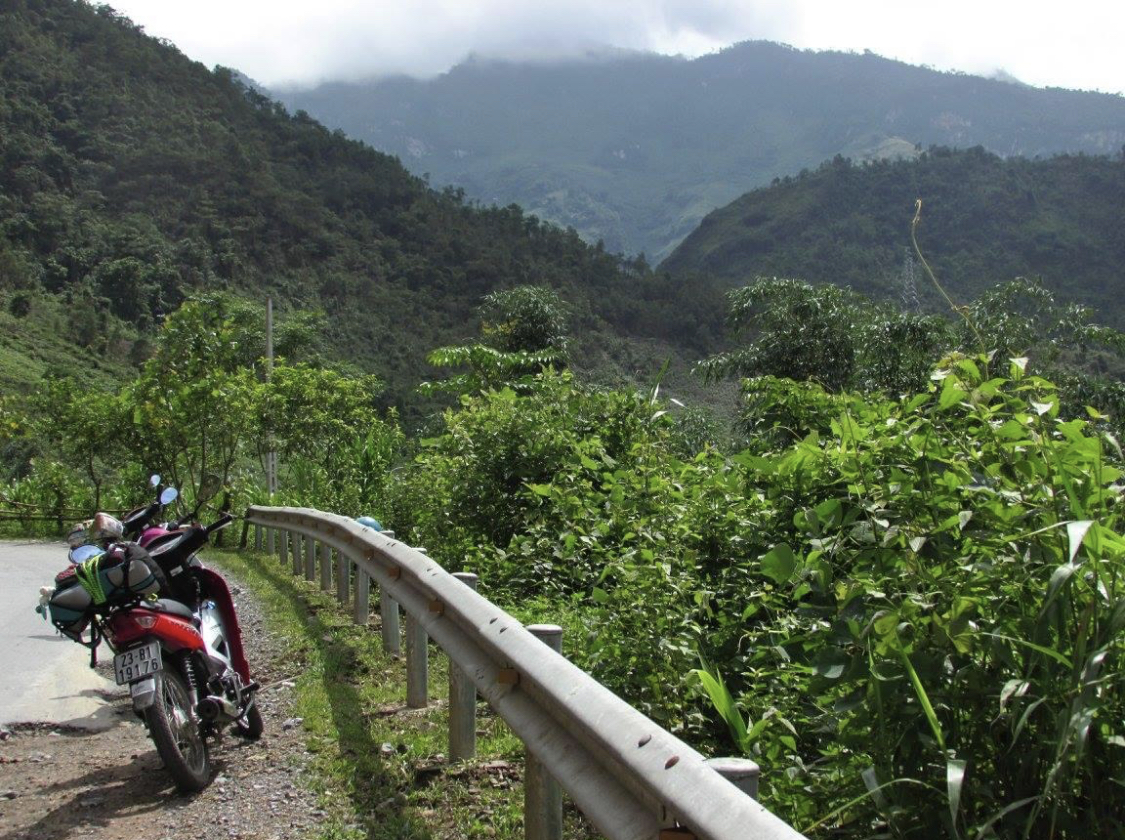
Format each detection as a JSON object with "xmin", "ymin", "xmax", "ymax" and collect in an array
[
  {"xmin": 277, "ymin": 41, "xmax": 1125, "ymax": 260},
  {"xmin": 3, "ymin": 3, "xmax": 1125, "ymax": 838},
  {"xmin": 0, "ymin": 0, "xmax": 718, "ymax": 415},
  {"xmin": 661, "ymin": 148, "xmax": 1125, "ymax": 320}
]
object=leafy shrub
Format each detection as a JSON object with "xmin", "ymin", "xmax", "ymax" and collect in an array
[{"xmin": 393, "ymin": 355, "xmax": 1125, "ymax": 837}]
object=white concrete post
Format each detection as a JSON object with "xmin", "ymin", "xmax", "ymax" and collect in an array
[
  {"xmin": 406, "ymin": 612, "xmax": 428, "ymax": 708},
  {"xmin": 354, "ymin": 564, "xmax": 370, "ymax": 625},
  {"xmin": 320, "ymin": 542, "xmax": 332, "ymax": 592},
  {"xmin": 705, "ymin": 757, "xmax": 761, "ymax": 801},
  {"xmin": 305, "ymin": 534, "xmax": 316, "ymax": 582},
  {"xmin": 449, "ymin": 572, "xmax": 480, "ymax": 761},
  {"xmin": 525, "ymin": 624, "xmax": 564, "ymax": 840},
  {"xmin": 380, "ymin": 591, "xmax": 401, "ymax": 655},
  {"xmin": 336, "ymin": 551, "xmax": 349, "ymax": 605}
]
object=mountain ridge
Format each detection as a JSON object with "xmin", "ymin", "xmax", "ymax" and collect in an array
[{"xmin": 274, "ymin": 40, "xmax": 1125, "ymax": 260}]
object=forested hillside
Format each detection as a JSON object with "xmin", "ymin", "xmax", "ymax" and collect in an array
[
  {"xmin": 276, "ymin": 41, "xmax": 1125, "ymax": 261},
  {"xmin": 0, "ymin": 0, "xmax": 717, "ymax": 413},
  {"xmin": 661, "ymin": 147, "xmax": 1125, "ymax": 320}
]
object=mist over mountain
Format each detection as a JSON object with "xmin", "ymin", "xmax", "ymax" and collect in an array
[
  {"xmin": 275, "ymin": 41, "xmax": 1125, "ymax": 261},
  {"xmin": 0, "ymin": 0, "xmax": 719, "ymax": 415}
]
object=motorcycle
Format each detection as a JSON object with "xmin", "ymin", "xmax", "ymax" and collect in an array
[{"xmin": 43, "ymin": 477, "xmax": 263, "ymax": 792}]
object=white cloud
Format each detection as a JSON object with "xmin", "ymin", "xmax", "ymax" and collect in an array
[{"xmin": 107, "ymin": 0, "xmax": 1125, "ymax": 94}]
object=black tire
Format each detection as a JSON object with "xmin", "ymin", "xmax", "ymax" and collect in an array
[
  {"xmin": 145, "ymin": 668, "xmax": 211, "ymax": 792},
  {"xmin": 233, "ymin": 699, "xmax": 264, "ymax": 741}
]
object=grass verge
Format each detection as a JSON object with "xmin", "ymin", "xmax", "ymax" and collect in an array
[{"xmin": 208, "ymin": 547, "xmax": 597, "ymax": 840}]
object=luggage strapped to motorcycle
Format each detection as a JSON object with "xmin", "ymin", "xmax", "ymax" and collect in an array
[{"xmin": 71, "ymin": 548, "xmax": 144, "ymax": 668}]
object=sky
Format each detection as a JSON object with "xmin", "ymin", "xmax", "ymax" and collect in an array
[{"xmin": 105, "ymin": 0, "xmax": 1125, "ymax": 95}]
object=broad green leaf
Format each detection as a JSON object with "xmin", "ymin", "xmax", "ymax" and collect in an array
[
  {"xmin": 760, "ymin": 543, "xmax": 798, "ymax": 584},
  {"xmin": 813, "ymin": 648, "xmax": 850, "ymax": 680},
  {"xmin": 939, "ymin": 377, "xmax": 968, "ymax": 410}
]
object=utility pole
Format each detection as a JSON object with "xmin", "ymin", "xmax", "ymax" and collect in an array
[{"xmin": 266, "ymin": 297, "xmax": 278, "ymax": 496}]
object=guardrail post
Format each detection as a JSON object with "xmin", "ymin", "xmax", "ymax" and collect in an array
[
  {"xmin": 291, "ymin": 530, "xmax": 302, "ymax": 576},
  {"xmin": 336, "ymin": 551, "xmax": 349, "ymax": 605},
  {"xmin": 405, "ymin": 611, "xmax": 428, "ymax": 708},
  {"xmin": 380, "ymin": 591, "xmax": 401, "ymax": 655},
  {"xmin": 320, "ymin": 542, "xmax": 332, "ymax": 592},
  {"xmin": 353, "ymin": 562, "xmax": 370, "ymax": 626},
  {"xmin": 254, "ymin": 524, "xmax": 262, "ymax": 551},
  {"xmin": 280, "ymin": 530, "xmax": 289, "ymax": 567},
  {"xmin": 704, "ymin": 757, "xmax": 761, "ymax": 800},
  {"xmin": 449, "ymin": 572, "xmax": 480, "ymax": 761},
  {"xmin": 305, "ymin": 534, "xmax": 316, "ymax": 582},
  {"xmin": 525, "ymin": 624, "xmax": 564, "ymax": 840}
]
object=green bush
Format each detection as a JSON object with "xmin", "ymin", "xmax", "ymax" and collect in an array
[{"xmin": 391, "ymin": 356, "xmax": 1125, "ymax": 838}]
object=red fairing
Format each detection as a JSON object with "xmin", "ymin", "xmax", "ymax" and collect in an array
[
  {"xmin": 107, "ymin": 609, "xmax": 204, "ymax": 653},
  {"xmin": 197, "ymin": 568, "xmax": 251, "ymax": 682},
  {"xmin": 139, "ymin": 525, "xmax": 170, "ymax": 547}
]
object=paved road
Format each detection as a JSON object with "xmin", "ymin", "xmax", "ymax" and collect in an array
[{"xmin": 0, "ymin": 540, "xmax": 121, "ymax": 729}]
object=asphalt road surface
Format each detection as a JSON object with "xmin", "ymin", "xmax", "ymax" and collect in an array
[{"xmin": 0, "ymin": 540, "xmax": 121, "ymax": 729}]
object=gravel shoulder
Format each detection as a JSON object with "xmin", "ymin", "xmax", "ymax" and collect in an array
[{"xmin": 0, "ymin": 563, "xmax": 323, "ymax": 840}]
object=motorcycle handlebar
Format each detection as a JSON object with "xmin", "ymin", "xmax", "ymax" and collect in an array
[
  {"xmin": 205, "ymin": 513, "xmax": 235, "ymax": 535},
  {"xmin": 122, "ymin": 501, "xmax": 160, "ymax": 534}
]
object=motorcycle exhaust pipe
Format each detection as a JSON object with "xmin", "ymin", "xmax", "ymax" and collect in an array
[{"xmin": 196, "ymin": 695, "xmax": 239, "ymax": 722}]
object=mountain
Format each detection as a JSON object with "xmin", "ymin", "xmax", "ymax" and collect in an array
[
  {"xmin": 274, "ymin": 42, "xmax": 1125, "ymax": 262},
  {"xmin": 0, "ymin": 0, "xmax": 721, "ymax": 415},
  {"xmin": 659, "ymin": 147, "xmax": 1125, "ymax": 320}
]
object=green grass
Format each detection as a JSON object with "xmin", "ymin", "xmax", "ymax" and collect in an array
[{"xmin": 209, "ymin": 548, "xmax": 598, "ymax": 840}]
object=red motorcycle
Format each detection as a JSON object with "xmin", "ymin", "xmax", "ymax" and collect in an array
[{"xmin": 44, "ymin": 483, "xmax": 262, "ymax": 792}]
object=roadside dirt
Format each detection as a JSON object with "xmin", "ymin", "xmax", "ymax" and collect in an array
[{"xmin": 0, "ymin": 575, "xmax": 324, "ymax": 840}]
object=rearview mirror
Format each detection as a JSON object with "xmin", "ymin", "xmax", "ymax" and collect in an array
[
  {"xmin": 159, "ymin": 487, "xmax": 179, "ymax": 505},
  {"xmin": 68, "ymin": 544, "xmax": 103, "ymax": 565}
]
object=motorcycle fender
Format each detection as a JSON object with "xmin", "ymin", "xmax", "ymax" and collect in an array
[{"xmin": 130, "ymin": 676, "xmax": 157, "ymax": 711}]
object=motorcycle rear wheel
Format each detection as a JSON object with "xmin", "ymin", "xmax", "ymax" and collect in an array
[
  {"xmin": 233, "ymin": 700, "xmax": 264, "ymax": 740},
  {"xmin": 146, "ymin": 668, "xmax": 211, "ymax": 792}
]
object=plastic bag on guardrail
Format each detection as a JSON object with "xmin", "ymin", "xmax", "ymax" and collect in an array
[{"xmin": 355, "ymin": 516, "xmax": 383, "ymax": 531}]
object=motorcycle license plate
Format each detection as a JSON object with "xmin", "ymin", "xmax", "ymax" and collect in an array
[{"xmin": 114, "ymin": 641, "xmax": 163, "ymax": 685}]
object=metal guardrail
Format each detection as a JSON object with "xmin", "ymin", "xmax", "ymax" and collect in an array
[{"xmin": 245, "ymin": 505, "xmax": 808, "ymax": 840}]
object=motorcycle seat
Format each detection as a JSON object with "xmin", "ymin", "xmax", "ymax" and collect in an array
[{"xmin": 139, "ymin": 599, "xmax": 197, "ymax": 622}]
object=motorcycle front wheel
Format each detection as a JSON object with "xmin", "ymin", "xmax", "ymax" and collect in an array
[{"xmin": 146, "ymin": 668, "xmax": 211, "ymax": 792}]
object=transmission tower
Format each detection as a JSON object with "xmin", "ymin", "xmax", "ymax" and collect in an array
[{"xmin": 900, "ymin": 248, "xmax": 920, "ymax": 312}]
